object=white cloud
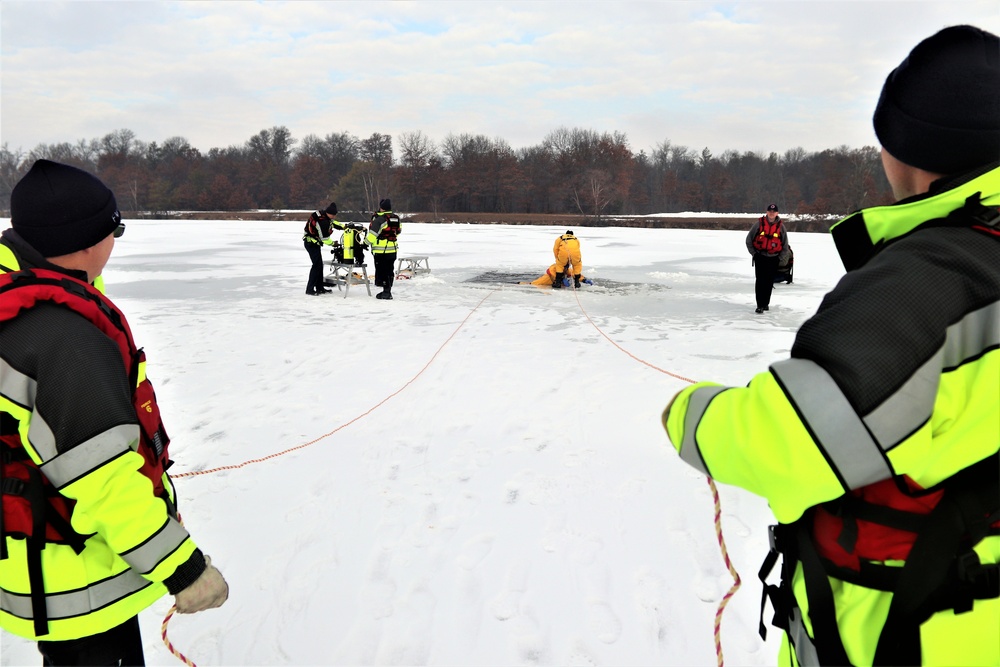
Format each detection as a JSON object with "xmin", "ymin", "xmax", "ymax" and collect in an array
[{"xmin": 2, "ymin": 0, "xmax": 998, "ymax": 157}]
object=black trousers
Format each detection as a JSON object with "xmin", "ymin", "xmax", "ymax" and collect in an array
[
  {"xmin": 38, "ymin": 615, "xmax": 144, "ymax": 666},
  {"xmin": 304, "ymin": 240, "xmax": 325, "ymax": 293},
  {"xmin": 754, "ymin": 253, "xmax": 781, "ymax": 309},
  {"xmin": 373, "ymin": 252, "xmax": 397, "ymax": 293}
]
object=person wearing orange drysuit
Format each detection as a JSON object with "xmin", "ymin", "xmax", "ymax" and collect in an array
[
  {"xmin": 552, "ymin": 230, "xmax": 583, "ymax": 289},
  {"xmin": 522, "ymin": 264, "xmax": 593, "ymax": 287}
]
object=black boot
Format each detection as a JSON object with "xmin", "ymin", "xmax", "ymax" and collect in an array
[
  {"xmin": 573, "ymin": 275, "xmax": 581, "ymax": 288},
  {"xmin": 553, "ymin": 272, "xmax": 564, "ymax": 289}
]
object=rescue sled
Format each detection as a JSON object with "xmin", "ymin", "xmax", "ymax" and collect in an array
[{"xmin": 774, "ymin": 246, "xmax": 794, "ymax": 284}]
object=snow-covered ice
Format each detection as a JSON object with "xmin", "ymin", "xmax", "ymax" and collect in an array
[{"xmin": 0, "ymin": 218, "xmax": 847, "ymax": 666}]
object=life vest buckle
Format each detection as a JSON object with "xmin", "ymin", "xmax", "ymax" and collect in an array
[
  {"xmin": 8, "ymin": 269, "xmax": 35, "ymax": 283},
  {"xmin": 60, "ymin": 279, "xmax": 87, "ymax": 298},
  {"xmin": 1, "ymin": 476, "xmax": 26, "ymax": 495},
  {"xmin": 956, "ymin": 550, "xmax": 999, "ymax": 589},
  {"xmin": 954, "ymin": 192, "xmax": 1000, "ymax": 230}
]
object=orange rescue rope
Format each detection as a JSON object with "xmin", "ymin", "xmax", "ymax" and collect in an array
[
  {"xmin": 162, "ymin": 289, "xmax": 497, "ymax": 662},
  {"xmin": 570, "ymin": 286, "xmax": 741, "ymax": 667},
  {"xmin": 164, "ymin": 284, "xmax": 740, "ymax": 666}
]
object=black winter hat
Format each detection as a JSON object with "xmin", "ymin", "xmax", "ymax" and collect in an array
[
  {"xmin": 11, "ymin": 159, "xmax": 121, "ymax": 257},
  {"xmin": 325, "ymin": 202, "xmax": 338, "ymax": 216},
  {"xmin": 873, "ymin": 25, "xmax": 1000, "ymax": 175},
  {"xmin": 379, "ymin": 198, "xmax": 391, "ymax": 211}
]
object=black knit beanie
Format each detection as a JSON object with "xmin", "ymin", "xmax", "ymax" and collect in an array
[
  {"xmin": 11, "ymin": 160, "xmax": 121, "ymax": 257},
  {"xmin": 873, "ymin": 24, "xmax": 1000, "ymax": 175},
  {"xmin": 325, "ymin": 202, "xmax": 338, "ymax": 216},
  {"xmin": 379, "ymin": 198, "xmax": 391, "ymax": 211}
]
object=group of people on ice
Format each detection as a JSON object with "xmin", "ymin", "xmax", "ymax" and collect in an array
[
  {"xmin": 0, "ymin": 23, "xmax": 996, "ymax": 667},
  {"xmin": 524, "ymin": 209, "xmax": 792, "ymax": 312},
  {"xmin": 522, "ymin": 229, "xmax": 594, "ymax": 289},
  {"xmin": 302, "ymin": 198, "xmax": 401, "ymax": 299}
]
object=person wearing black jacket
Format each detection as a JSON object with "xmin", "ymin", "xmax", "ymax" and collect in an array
[
  {"xmin": 746, "ymin": 203, "xmax": 789, "ymax": 313},
  {"xmin": 303, "ymin": 202, "xmax": 343, "ymax": 295}
]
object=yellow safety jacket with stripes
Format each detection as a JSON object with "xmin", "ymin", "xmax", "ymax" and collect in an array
[
  {"xmin": 0, "ymin": 235, "xmax": 200, "ymax": 641},
  {"xmin": 303, "ymin": 209, "xmax": 344, "ymax": 245},
  {"xmin": 663, "ymin": 164, "xmax": 1000, "ymax": 666},
  {"xmin": 367, "ymin": 210, "xmax": 400, "ymax": 254}
]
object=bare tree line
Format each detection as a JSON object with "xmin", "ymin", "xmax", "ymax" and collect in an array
[{"xmin": 0, "ymin": 126, "xmax": 893, "ymax": 218}]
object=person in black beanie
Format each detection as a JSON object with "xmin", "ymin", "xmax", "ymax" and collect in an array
[
  {"xmin": 0, "ymin": 160, "xmax": 229, "ymax": 665},
  {"xmin": 660, "ymin": 25, "xmax": 1000, "ymax": 667},
  {"xmin": 366, "ymin": 198, "xmax": 401, "ymax": 299},
  {"xmin": 872, "ymin": 24, "xmax": 1000, "ymax": 179},
  {"xmin": 745, "ymin": 203, "xmax": 788, "ymax": 313},
  {"xmin": 302, "ymin": 201, "xmax": 344, "ymax": 295}
]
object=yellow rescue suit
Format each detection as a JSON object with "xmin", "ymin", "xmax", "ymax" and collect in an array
[{"xmin": 553, "ymin": 232, "xmax": 582, "ymax": 278}]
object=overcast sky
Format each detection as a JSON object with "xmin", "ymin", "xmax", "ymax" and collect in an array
[{"xmin": 3, "ymin": 1, "xmax": 999, "ymax": 159}]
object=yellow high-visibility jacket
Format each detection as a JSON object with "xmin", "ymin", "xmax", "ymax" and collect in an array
[
  {"xmin": 303, "ymin": 209, "xmax": 344, "ymax": 245},
  {"xmin": 367, "ymin": 210, "xmax": 400, "ymax": 254},
  {"xmin": 663, "ymin": 166, "xmax": 1000, "ymax": 666},
  {"xmin": 0, "ymin": 231, "xmax": 203, "ymax": 641}
]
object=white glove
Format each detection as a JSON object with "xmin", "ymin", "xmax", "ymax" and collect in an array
[{"xmin": 175, "ymin": 555, "xmax": 229, "ymax": 613}]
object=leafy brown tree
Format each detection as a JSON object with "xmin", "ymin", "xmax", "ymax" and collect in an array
[
  {"xmin": 397, "ymin": 130, "xmax": 435, "ymax": 211},
  {"xmin": 1, "ymin": 126, "xmax": 894, "ymax": 217}
]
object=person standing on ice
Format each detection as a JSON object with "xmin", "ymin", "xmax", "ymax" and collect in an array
[
  {"xmin": 0, "ymin": 160, "xmax": 229, "ymax": 665},
  {"xmin": 746, "ymin": 203, "xmax": 788, "ymax": 313},
  {"xmin": 662, "ymin": 25, "xmax": 1000, "ymax": 667},
  {"xmin": 552, "ymin": 230, "xmax": 583, "ymax": 289},
  {"xmin": 367, "ymin": 198, "xmax": 401, "ymax": 300},
  {"xmin": 303, "ymin": 202, "xmax": 343, "ymax": 295}
]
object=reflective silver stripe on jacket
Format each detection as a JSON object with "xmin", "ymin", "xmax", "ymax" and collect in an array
[
  {"xmin": 0, "ymin": 567, "xmax": 152, "ymax": 621},
  {"xmin": 679, "ymin": 386, "xmax": 728, "ymax": 476},
  {"xmin": 0, "ymin": 360, "xmax": 60, "ymax": 462},
  {"xmin": 0, "ymin": 356, "xmax": 36, "ymax": 410},
  {"xmin": 39, "ymin": 424, "xmax": 139, "ymax": 488},
  {"xmin": 120, "ymin": 517, "xmax": 190, "ymax": 575},
  {"xmin": 25, "ymin": 412, "xmax": 58, "ymax": 462},
  {"xmin": 865, "ymin": 301, "xmax": 1000, "ymax": 450},
  {"xmin": 787, "ymin": 607, "xmax": 821, "ymax": 666},
  {"xmin": 772, "ymin": 301, "xmax": 1000, "ymax": 490},
  {"xmin": 770, "ymin": 358, "xmax": 892, "ymax": 490}
]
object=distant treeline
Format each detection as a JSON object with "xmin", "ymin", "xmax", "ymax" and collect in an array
[{"xmin": 0, "ymin": 126, "xmax": 893, "ymax": 218}]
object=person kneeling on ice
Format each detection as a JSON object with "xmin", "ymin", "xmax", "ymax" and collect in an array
[
  {"xmin": 552, "ymin": 230, "xmax": 584, "ymax": 289},
  {"xmin": 662, "ymin": 25, "xmax": 1000, "ymax": 667},
  {"xmin": 521, "ymin": 263, "xmax": 593, "ymax": 287}
]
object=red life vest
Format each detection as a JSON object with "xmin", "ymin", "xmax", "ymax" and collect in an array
[
  {"xmin": 0, "ymin": 268, "xmax": 173, "ymax": 557},
  {"xmin": 753, "ymin": 217, "xmax": 784, "ymax": 254},
  {"xmin": 812, "ymin": 475, "xmax": 944, "ymax": 571},
  {"xmin": 304, "ymin": 211, "xmax": 334, "ymax": 242},
  {"xmin": 370, "ymin": 212, "xmax": 400, "ymax": 242}
]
